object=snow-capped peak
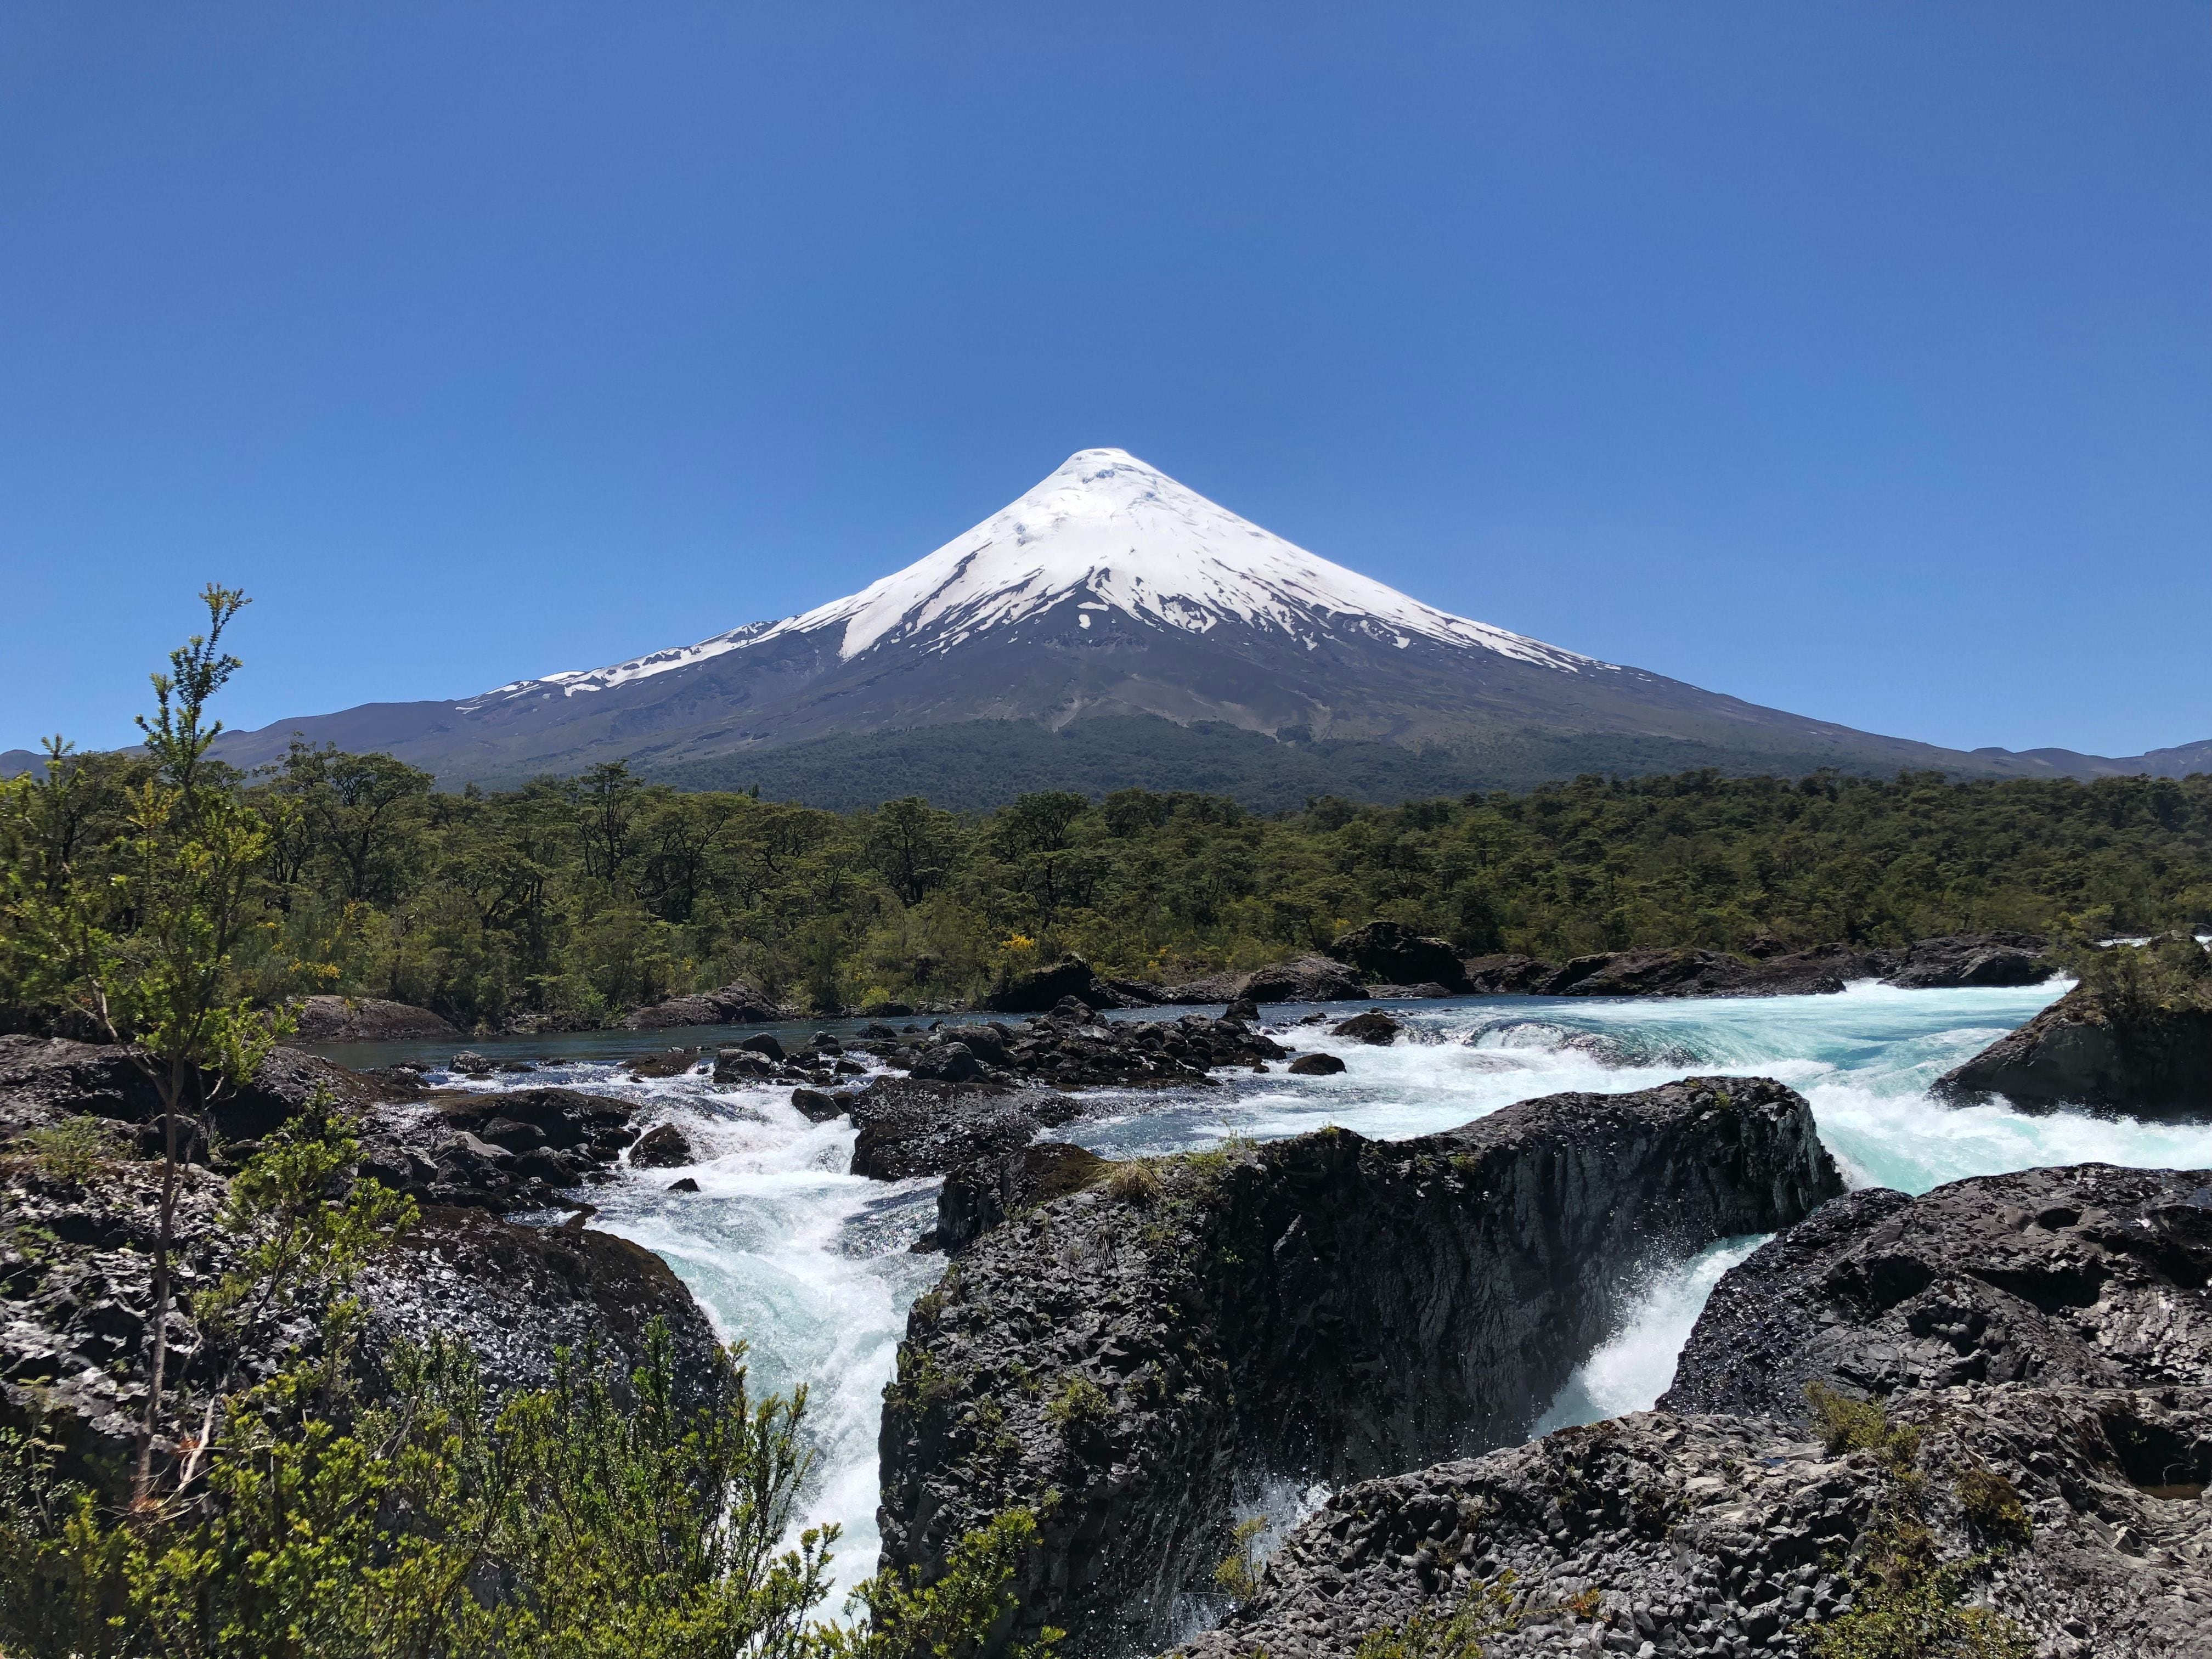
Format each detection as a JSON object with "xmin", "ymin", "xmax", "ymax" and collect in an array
[{"xmin": 466, "ymin": 448, "xmax": 1600, "ymax": 706}]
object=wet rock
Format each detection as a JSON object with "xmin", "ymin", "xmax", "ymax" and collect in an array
[
  {"xmin": 624, "ymin": 1048, "xmax": 699, "ymax": 1079},
  {"xmin": 883, "ymin": 1006, "xmax": 1286, "ymax": 1093},
  {"xmin": 1287, "ymin": 1052, "xmax": 1346, "ymax": 1076},
  {"xmin": 736, "ymin": 1032, "xmax": 787, "ymax": 1062},
  {"xmin": 1184, "ymin": 1385, "xmax": 2212, "ymax": 1659},
  {"xmin": 451, "ymin": 1050, "xmax": 495, "ymax": 1076},
  {"xmin": 1663, "ymin": 1163, "xmax": 2212, "ymax": 1419},
  {"xmin": 712, "ymin": 1048, "xmax": 778, "ymax": 1084},
  {"xmin": 1544, "ymin": 947, "xmax": 1759, "ymax": 998},
  {"xmin": 1881, "ymin": 930, "xmax": 2052, "ymax": 990},
  {"xmin": 879, "ymin": 1076, "xmax": 1841, "ymax": 1654},
  {"xmin": 1223, "ymin": 995, "xmax": 1259, "ymax": 1022},
  {"xmin": 790, "ymin": 1087, "xmax": 848, "ymax": 1122},
  {"xmin": 1363, "ymin": 981, "xmax": 1455, "ymax": 1000},
  {"xmin": 1330, "ymin": 1011, "xmax": 1402, "ymax": 1045},
  {"xmin": 629, "ymin": 1123, "xmax": 696, "ymax": 1169},
  {"xmin": 623, "ymin": 981, "xmax": 795, "ymax": 1030},
  {"xmin": 291, "ymin": 995, "xmax": 458, "ymax": 1042},
  {"xmin": 1325, "ymin": 923, "xmax": 1471, "ymax": 993},
  {"xmin": 666, "ymin": 1176, "xmax": 700, "ymax": 1193},
  {"xmin": 1933, "ymin": 978, "xmax": 2212, "ymax": 1118}
]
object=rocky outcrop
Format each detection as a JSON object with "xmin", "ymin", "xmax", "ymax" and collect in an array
[
  {"xmin": 359, "ymin": 1205, "xmax": 723, "ymax": 1409},
  {"xmin": 878, "ymin": 1077, "xmax": 1841, "ymax": 1654},
  {"xmin": 1933, "ymin": 983, "xmax": 2212, "ymax": 1117},
  {"xmin": 291, "ymin": 995, "xmax": 458, "ymax": 1042},
  {"xmin": 847, "ymin": 1080, "xmax": 1087, "ymax": 1181},
  {"xmin": 1324, "ymin": 924, "xmax": 1470, "ymax": 994},
  {"xmin": 1163, "ymin": 956, "xmax": 1372, "ymax": 1007},
  {"xmin": 1186, "ymin": 1162, "xmax": 2212, "ymax": 1659},
  {"xmin": 0, "ymin": 1036, "xmax": 380, "ymax": 1142},
  {"xmin": 1882, "ymin": 930, "xmax": 2052, "ymax": 989},
  {"xmin": 1329, "ymin": 1011, "xmax": 1401, "ymax": 1045},
  {"xmin": 868, "ymin": 1003, "xmax": 1288, "ymax": 1094},
  {"xmin": 1662, "ymin": 1164, "xmax": 2212, "ymax": 1420},
  {"xmin": 981, "ymin": 955, "xmax": 1120, "ymax": 1013},
  {"xmin": 935, "ymin": 1141, "xmax": 1111, "ymax": 1253},
  {"xmin": 1458, "ymin": 954, "xmax": 1555, "ymax": 995},
  {"xmin": 623, "ymin": 981, "xmax": 795, "ymax": 1029},
  {"xmin": 1183, "ymin": 1384, "xmax": 2212, "ymax": 1659},
  {"xmin": 356, "ymin": 1086, "xmax": 640, "ymax": 1211}
]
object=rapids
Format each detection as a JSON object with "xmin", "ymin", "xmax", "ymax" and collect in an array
[{"xmin": 333, "ymin": 978, "xmax": 2212, "ymax": 1599}]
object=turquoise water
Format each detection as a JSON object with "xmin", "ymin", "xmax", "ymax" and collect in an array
[{"xmin": 404, "ymin": 978, "xmax": 2212, "ymax": 1594}]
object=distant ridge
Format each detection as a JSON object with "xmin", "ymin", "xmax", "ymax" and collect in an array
[{"xmin": 9, "ymin": 448, "xmax": 2203, "ymax": 802}]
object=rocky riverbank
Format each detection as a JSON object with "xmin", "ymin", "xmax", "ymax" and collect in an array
[
  {"xmin": 1188, "ymin": 1163, "xmax": 2212, "ymax": 1659},
  {"xmin": 1934, "ymin": 978, "xmax": 2212, "ymax": 1120},
  {"xmin": 876, "ymin": 1076, "xmax": 1841, "ymax": 1655}
]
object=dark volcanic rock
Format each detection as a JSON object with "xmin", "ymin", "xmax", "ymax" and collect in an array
[
  {"xmin": 629, "ymin": 1122, "xmax": 696, "ymax": 1169},
  {"xmin": 360, "ymin": 1205, "xmax": 724, "ymax": 1410},
  {"xmin": 1663, "ymin": 1164, "xmax": 2212, "ymax": 1419},
  {"xmin": 981, "ymin": 953, "xmax": 1127, "ymax": 1014},
  {"xmin": 1160, "ymin": 956, "xmax": 1370, "ymax": 1006},
  {"xmin": 0, "ymin": 1035, "xmax": 380, "ymax": 1142},
  {"xmin": 624, "ymin": 980, "xmax": 794, "ymax": 1029},
  {"xmin": 879, "ymin": 1005, "xmax": 1286, "ymax": 1094},
  {"xmin": 1457, "ymin": 954, "xmax": 1555, "ymax": 995},
  {"xmin": 1286, "ymin": 1052, "xmax": 1346, "ymax": 1076},
  {"xmin": 624, "ymin": 1048, "xmax": 701, "ymax": 1079},
  {"xmin": 292, "ymin": 995, "xmax": 458, "ymax": 1042},
  {"xmin": 846, "ymin": 1079, "xmax": 1086, "ymax": 1181},
  {"xmin": 1933, "ymin": 980, "xmax": 2212, "ymax": 1118},
  {"xmin": 358, "ymin": 1086, "xmax": 639, "ymax": 1211},
  {"xmin": 878, "ymin": 1076, "xmax": 1841, "ymax": 1654},
  {"xmin": 1324, "ymin": 923, "xmax": 1470, "ymax": 992},
  {"xmin": 1329, "ymin": 1011, "xmax": 1402, "ymax": 1045},
  {"xmin": 1184, "ymin": 1384, "xmax": 2212, "ymax": 1659},
  {"xmin": 935, "ymin": 1141, "xmax": 1111, "ymax": 1254},
  {"xmin": 1544, "ymin": 947, "xmax": 1758, "ymax": 998},
  {"xmin": 790, "ymin": 1087, "xmax": 848, "ymax": 1122},
  {"xmin": 1881, "ymin": 930, "xmax": 2053, "ymax": 990}
]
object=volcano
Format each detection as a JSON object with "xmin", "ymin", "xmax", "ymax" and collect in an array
[{"xmin": 193, "ymin": 448, "xmax": 2207, "ymax": 803}]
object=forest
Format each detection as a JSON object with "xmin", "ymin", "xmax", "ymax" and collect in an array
[{"xmin": 8, "ymin": 726, "xmax": 2210, "ymax": 1032}]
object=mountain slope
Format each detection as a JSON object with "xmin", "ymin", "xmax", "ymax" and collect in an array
[{"xmin": 189, "ymin": 448, "xmax": 2203, "ymax": 797}]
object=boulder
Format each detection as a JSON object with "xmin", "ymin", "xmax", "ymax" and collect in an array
[
  {"xmin": 0, "ymin": 1035, "xmax": 377, "ymax": 1142},
  {"xmin": 845, "ymin": 1079, "xmax": 1086, "ymax": 1181},
  {"xmin": 1457, "ymin": 953, "xmax": 1556, "ymax": 995},
  {"xmin": 789, "ymin": 1087, "xmax": 848, "ymax": 1122},
  {"xmin": 1881, "ymin": 930, "xmax": 2052, "ymax": 989},
  {"xmin": 1286, "ymin": 1052, "xmax": 1346, "ymax": 1076},
  {"xmin": 1324, "ymin": 922, "xmax": 1470, "ymax": 992},
  {"xmin": 877, "ymin": 1076, "xmax": 1841, "ymax": 1654},
  {"xmin": 1663, "ymin": 1163, "xmax": 2212, "ymax": 1419},
  {"xmin": 357, "ymin": 1086, "xmax": 639, "ymax": 1211},
  {"xmin": 1933, "ymin": 980, "xmax": 2212, "ymax": 1118},
  {"xmin": 1544, "ymin": 947, "xmax": 1757, "ymax": 998},
  {"xmin": 623, "ymin": 981, "xmax": 794, "ymax": 1030},
  {"xmin": 628, "ymin": 1123, "xmax": 696, "ymax": 1169},
  {"xmin": 623, "ymin": 1048, "xmax": 699, "ymax": 1079},
  {"xmin": 1158, "ymin": 956, "xmax": 1370, "ymax": 1006},
  {"xmin": 1329, "ymin": 1010, "xmax": 1401, "ymax": 1045},
  {"xmin": 980, "ymin": 953, "xmax": 1121, "ymax": 1014},
  {"xmin": 290, "ymin": 995, "xmax": 458, "ymax": 1042}
]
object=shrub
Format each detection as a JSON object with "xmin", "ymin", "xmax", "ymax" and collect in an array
[
  {"xmin": 1954, "ymin": 1466, "xmax": 2030, "ymax": 1542},
  {"xmin": 1100, "ymin": 1159, "xmax": 1164, "ymax": 1204},
  {"xmin": 1043, "ymin": 1375, "xmax": 1113, "ymax": 1434},
  {"xmin": 15, "ymin": 1116, "xmax": 123, "ymax": 1181},
  {"xmin": 1351, "ymin": 1575, "xmax": 1524, "ymax": 1659},
  {"xmin": 1211, "ymin": 1515, "xmax": 1268, "ymax": 1602}
]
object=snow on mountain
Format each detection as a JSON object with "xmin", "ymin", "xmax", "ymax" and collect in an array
[{"xmin": 466, "ymin": 448, "xmax": 1604, "ymax": 708}]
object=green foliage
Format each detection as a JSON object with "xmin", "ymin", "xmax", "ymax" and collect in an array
[
  {"xmin": 16, "ymin": 1115, "xmax": 126, "ymax": 1180},
  {"xmin": 1211, "ymin": 1515, "xmax": 1268, "ymax": 1602},
  {"xmin": 1802, "ymin": 1390, "xmax": 2033, "ymax": 1659},
  {"xmin": 1043, "ymin": 1376, "xmax": 1113, "ymax": 1435},
  {"xmin": 1953, "ymin": 1467, "xmax": 2030, "ymax": 1543},
  {"xmin": 830, "ymin": 1508, "xmax": 1060, "ymax": 1659},
  {"xmin": 1099, "ymin": 1158, "xmax": 1165, "ymax": 1204},
  {"xmin": 1350, "ymin": 1574, "xmax": 1526, "ymax": 1659},
  {"xmin": 2058, "ymin": 931, "xmax": 2212, "ymax": 1019}
]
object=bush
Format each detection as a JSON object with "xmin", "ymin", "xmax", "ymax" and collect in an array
[
  {"xmin": 1954, "ymin": 1466, "xmax": 2030, "ymax": 1543},
  {"xmin": 1043, "ymin": 1375, "xmax": 1113, "ymax": 1435},
  {"xmin": 15, "ymin": 1116, "xmax": 124, "ymax": 1180}
]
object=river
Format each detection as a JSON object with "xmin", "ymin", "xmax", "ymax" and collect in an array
[{"xmin": 318, "ymin": 978, "xmax": 2212, "ymax": 1602}]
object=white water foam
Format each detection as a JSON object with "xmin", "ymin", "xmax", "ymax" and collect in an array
[{"xmin": 427, "ymin": 980, "xmax": 2212, "ymax": 1592}]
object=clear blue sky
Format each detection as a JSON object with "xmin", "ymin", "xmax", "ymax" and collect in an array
[{"xmin": 4, "ymin": 2, "xmax": 2207, "ymax": 759}]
